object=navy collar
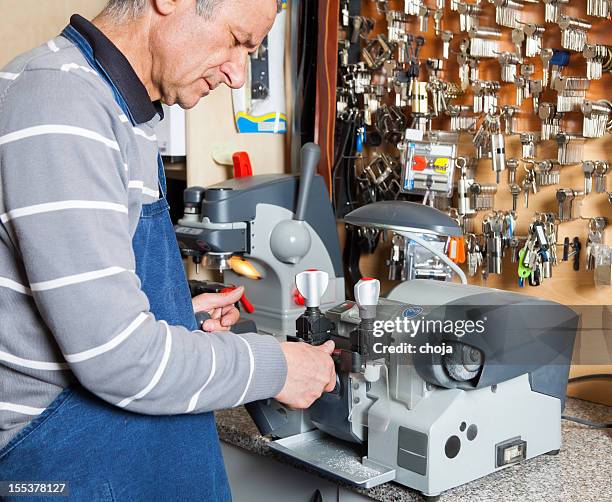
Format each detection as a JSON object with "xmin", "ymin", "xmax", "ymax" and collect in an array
[{"xmin": 68, "ymin": 14, "xmax": 163, "ymax": 124}]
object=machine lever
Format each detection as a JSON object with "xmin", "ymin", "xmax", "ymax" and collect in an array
[{"xmin": 295, "ymin": 143, "xmax": 321, "ymax": 222}]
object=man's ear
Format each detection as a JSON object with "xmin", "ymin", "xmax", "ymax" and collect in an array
[{"xmin": 151, "ymin": 0, "xmax": 179, "ymax": 16}]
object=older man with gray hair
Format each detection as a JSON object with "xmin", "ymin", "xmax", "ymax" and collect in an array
[{"xmin": 0, "ymin": 1, "xmax": 336, "ymax": 499}]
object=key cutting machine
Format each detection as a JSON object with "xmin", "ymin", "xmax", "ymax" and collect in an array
[
  {"xmin": 249, "ymin": 202, "xmax": 579, "ymax": 500},
  {"xmin": 174, "ymin": 143, "xmax": 344, "ymax": 337}
]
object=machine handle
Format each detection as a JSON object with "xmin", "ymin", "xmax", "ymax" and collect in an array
[
  {"xmin": 354, "ymin": 278, "xmax": 380, "ymax": 320},
  {"xmin": 295, "ymin": 269, "xmax": 329, "ymax": 308},
  {"xmin": 295, "ymin": 143, "xmax": 321, "ymax": 222}
]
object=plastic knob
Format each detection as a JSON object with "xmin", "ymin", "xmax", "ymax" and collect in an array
[
  {"xmin": 354, "ymin": 278, "xmax": 380, "ymax": 307},
  {"xmin": 295, "ymin": 270, "xmax": 329, "ymax": 308},
  {"xmin": 354, "ymin": 278, "xmax": 380, "ymax": 320}
]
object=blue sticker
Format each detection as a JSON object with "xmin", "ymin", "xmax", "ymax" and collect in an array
[{"xmin": 403, "ymin": 306, "xmax": 424, "ymax": 318}]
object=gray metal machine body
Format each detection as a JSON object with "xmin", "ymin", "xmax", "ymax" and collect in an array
[
  {"xmin": 253, "ymin": 280, "xmax": 578, "ymax": 498},
  {"xmin": 175, "ymin": 173, "xmax": 345, "ymax": 337}
]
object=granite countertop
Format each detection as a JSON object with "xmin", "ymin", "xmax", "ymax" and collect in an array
[{"xmin": 215, "ymin": 398, "xmax": 612, "ymax": 501}]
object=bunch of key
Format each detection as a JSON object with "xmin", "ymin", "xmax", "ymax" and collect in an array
[
  {"xmin": 482, "ymin": 211, "xmax": 517, "ymax": 276},
  {"xmin": 552, "ymin": 75, "xmax": 590, "ymax": 112},
  {"xmin": 522, "ymin": 162, "xmax": 538, "ymax": 209},
  {"xmin": 457, "ymin": 2, "xmax": 481, "ymax": 32},
  {"xmin": 473, "ymin": 112, "xmax": 506, "ymax": 184},
  {"xmin": 557, "ymin": 133, "xmax": 586, "ymax": 166},
  {"xmin": 538, "ymin": 102, "xmax": 564, "ymax": 140},
  {"xmin": 470, "ymin": 182, "xmax": 498, "ymax": 211},
  {"xmin": 581, "ymin": 100, "xmax": 612, "ymax": 139},
  {"xmin": 468, "ymin": 26, "xmax": 502, "ymax": 58},
  {"xmin": 583, "ymin": 44, "xmax": 611, "ymax": 80},
  {"xmin": 448, "ymin": 104, "xmax": 476, "ymax": 132},
  {"xmin": 543, "ymin": 0, "xmax": 569, "ymax": 23},
  {"xmin": 501, "ymin": 105, "xmax": 519, "ymax": 134},
  {"xmin": 520, "ymin": 132, "xmax": 539, "ymax": 159},
  {"xmin": 497, "ymin": 51, "xmax": 521, "ymax": 83},
  {"xmin": 582, "ymin": 160, "xmax": 609, "ymax": 195},
  {"xmin": 558, "ymin": 15, "xmax": 591, "ymax": 52},
  {"xmin": 521, "ymin": 22, "xmax": 545, "ymax": 58},
  {"xmin": 541, "ymin": 48, "xmax": 570, "ymax": 89},
  {"xmin": 587, "ymin": 0, "xmax": 611, "ymax": 19},
  {"xmin": 494, "ymin": 0, "xmax": 524, "ymax": 29},
  {"xmin": 534, "ymin": 159, "xmax": 561, "ymax": 188},
  {"xmin": 456, "ymin": 157, "xmax": 477, "ymax": 216},
  {"xmin": 556, "ymin": 188, "xmax": 584, "ymax": 221},
  {"xmin": 473, "ymin": 81, "xmax": 501, "ymax": 115},
  {"xmin": 585, "ymin": 217, "xmax": 607, "ymax": 271},
  {"xmin": 517, "ymin": 214, "xmax": 558, "ymax": 287},
  {"xmin": 466, "ymin": 233, "xmax": 483, "ymax": 277}
]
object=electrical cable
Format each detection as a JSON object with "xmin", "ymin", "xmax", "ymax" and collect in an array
[
  {"xmin": 568, "ymin": 373, "xmax": 612, "ymax": 383},
  {"xmin": 561, "ymin": 373, "xmax": 612, "ymax": 429},
  {"xmin": 561, "ymin": 415, "xmax": 612, "ymax": 429}
]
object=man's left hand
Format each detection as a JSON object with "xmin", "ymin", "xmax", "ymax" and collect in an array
[{"xmin": 192, "ymin": 286, "xmax": 244, "ymax": 332}]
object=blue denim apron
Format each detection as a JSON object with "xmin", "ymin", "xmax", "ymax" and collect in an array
[{"xmin": 0, "ymin": 27, "xmax": 231, "ymax": 501}]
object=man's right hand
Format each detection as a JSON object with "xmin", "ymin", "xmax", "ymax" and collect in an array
[{"xmin": 275, "ymin": 340, "xmax": 337, "ymax": 409}]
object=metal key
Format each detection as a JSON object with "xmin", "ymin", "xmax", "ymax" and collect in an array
[
  {"xmin": 511, "ymin": 28, "xmax": 525, "ymax": 58},
  {"xmin": 583, "ymin": 160, "xmax": 595, "ymax": 194},
  {"xmin": 594, "ymin": 161, "xmax": 609, "ymax": 193},
  {"xmin": 419, "ymin": 5, "xmax": 430, "ymax": 33},
  {"xmin": 509, "ymin": 183, "xmax": 522, "ymax": 212},
  {"xmin": 507, "ymin": 157, "xmax": 519, "ymax": 184},
  {"xmin": 540, "ymin": 49, "xmax": 553, "ymax": 88},
  {"xmin": 441, "ymin": 30, "xmax": 453, "ymax": 60},
  {"xmin": 522, "ymin": 170, "xmax": 537, "ymax": 208},
  {"xmin": 433, "ymin": 10, "xmax": 444, "ymax": 35}
]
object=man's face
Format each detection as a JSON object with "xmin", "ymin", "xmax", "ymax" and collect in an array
[{"xmin": 151, "ymin": 0, "xmax": 277, "ymax": 109}]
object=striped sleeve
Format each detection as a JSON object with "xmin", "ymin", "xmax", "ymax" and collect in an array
[{"xmin": 0, "ymin": 68, "xmax": 287, "ymax": 414}]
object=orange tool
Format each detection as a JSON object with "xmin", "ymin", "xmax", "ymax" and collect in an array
[
  {"xmin": 448, "ymin": 236, "xmax": 466, "ymax": 264},
  {"xmin": 221, "ymin": 286, "xmax": 255, "ymax": 314}
]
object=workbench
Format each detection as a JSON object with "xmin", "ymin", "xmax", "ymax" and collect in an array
[{"xmin": 215, "ymin": 398, "xmax": 611, "ymax": 502}]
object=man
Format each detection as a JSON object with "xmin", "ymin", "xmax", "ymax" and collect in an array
[{"xmin": 0, "ymin": 1, "xmax": 336, "ymax": 499}]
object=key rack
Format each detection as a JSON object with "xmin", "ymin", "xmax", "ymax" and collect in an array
[{"xmin": 319, "ymin": 0, "xmax": 612, "ymax": 308}]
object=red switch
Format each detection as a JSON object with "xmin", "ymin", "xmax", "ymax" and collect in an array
[{"xmin": 232, "ymin": 152, "xmax": 253, "ymax": 178}]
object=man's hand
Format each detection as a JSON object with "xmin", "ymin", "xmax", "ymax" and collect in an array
[
  {"xmin": 192, "ymin": 286, "xmax": 244, "ymax": 332},
  {"xmin": 275, "ymin": 340, "xmax": 337, "ymax": 409}
]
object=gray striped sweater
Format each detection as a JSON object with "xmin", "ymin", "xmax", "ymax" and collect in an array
[{"xmin": 0, "ymin": 36, "xmax": 287, "ymax": 449}]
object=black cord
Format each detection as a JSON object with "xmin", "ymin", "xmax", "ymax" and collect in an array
[
  {"xmin": 568, "ymin": 374, "xmax": 612, "ymax": 384},
  {"xmin": 561, "ymin": 415, "xmax": 612, "ymax": 429},
  {"xmin": 562, "ymin": 373, "xmax": 612, "ymax": 429}
]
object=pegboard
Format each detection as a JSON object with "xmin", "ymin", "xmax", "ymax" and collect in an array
[{"xmin": 332, "ymin": 1, "xmax": 612, "ymax": 307}]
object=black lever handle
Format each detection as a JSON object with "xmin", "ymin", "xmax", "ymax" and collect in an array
[
  {"xmin": 295, "ymin": 143, "xmax": 321, "ymax": 222},
  {"xmin": 195, "ymin": 311, "xmax": 212, "ymax": 328}
]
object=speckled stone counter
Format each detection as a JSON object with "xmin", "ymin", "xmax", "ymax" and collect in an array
[{"xmin": 215, "ymin": 398, "xmax": 612, "ymax": 501}]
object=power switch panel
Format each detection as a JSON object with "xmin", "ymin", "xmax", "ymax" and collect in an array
[{"xmin": 495, "ymin": 437, "xmax": 527, "ymax": 468}]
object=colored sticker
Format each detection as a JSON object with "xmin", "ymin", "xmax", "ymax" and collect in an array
[{"xmin": 412, "ymin": 156, "xmax": 427, "ymax": 171}]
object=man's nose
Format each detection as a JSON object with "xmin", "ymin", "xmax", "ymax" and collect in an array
[{"xmin": 222, "ymin": 51, "xmax": 248, "ymax": 89}]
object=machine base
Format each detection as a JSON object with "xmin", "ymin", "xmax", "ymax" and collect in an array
[{"xmin": 269, "ymin": 430, "xmax": 396, "ymax": 489}]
